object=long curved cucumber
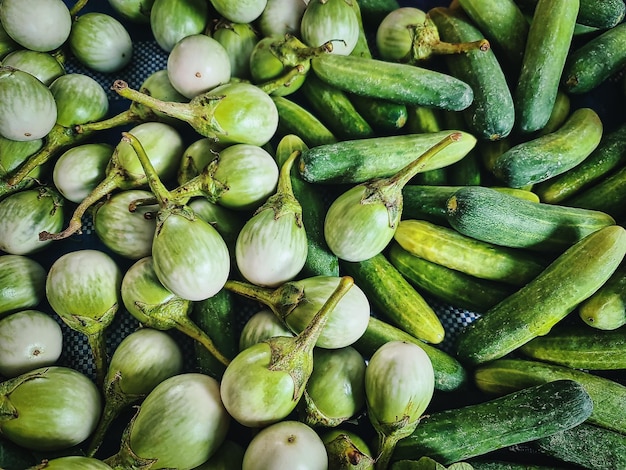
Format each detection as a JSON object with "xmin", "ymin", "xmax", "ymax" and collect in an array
[
  {"xmin": 298, "ymin": 131, "xmax": 476, "ymax": 184},
  {"xmin": 513, "ymin": 0, "xmax": 579, "ymax": 134},
  {"xmin": 563, "ymin": 22, "xmax": 626, "ymax": 94},
  {"xmin": 454, "ymin": 225, "xmax": 626, "ymax": 366},
  {"xmin": 429, "ymin": 7, "xmax": 515, "ymax": 141},
  {"xmin": 445, "ymin": 185, "xmax": 615, "ymax": 253},
  {"xmin": 391, "ymin": 380, "xmax": 593, "ymax": 465},
  {"xmin": 310, "ymin": 53, "xmax": 474, "ymax": 111},
  {"xmin": 492, "ymin": 107, "xmax": 603, "ymax": 188}
]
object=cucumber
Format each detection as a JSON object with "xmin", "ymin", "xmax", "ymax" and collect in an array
[
  {"xmin": 340, "ymin": 253, "xmax": 445, "ymax": 345},
  {"xmin": 519, "ymin": 323, "xmax": 626, "ymax": 370},
  {"xmin": 298, "ymin": 131, "xmax": 476, "ymax": 184},
  {"xmin": 349, "ymin": 94, "xmax": 409, "ymax": 135},
  {"xmin": 454, "ymin": 224, "xmax": 626, "ymax": 366},
  {"xmin": 474, "ymin": 357, "xmax": 626, "ymax": 434},
  {"xmin": 536, "ymin": 89, "xmax": 570, "ymax": 137},
  {"xmin": 393, "ymin": 219, "xmax": 546, "ymax": 286},
  {"xmin": 271, "ymin": 95, "xmax": 338, "ymax": 148},
  {"xmin": 578, "ymin": 260, "xmax": 626, "ymax": 330},
  {"xmin": 275, "ymin": 135, "xmax": 339, "ymax": 278},
  {"xmin": 564, "ymin": 22, "xmax": 626, "ymax": 94},
  {"xmin": 310, "ymin": 53, "xmax": 474, "ymax": 111},
  {"xmin": 534, "ymin": 122, "xmax": 626, "ymax": 204},
  {"xmin": 469, "ymin": 461, "xmax": 568, "ymax": 470},
  {"xmin": 391, "ymin": 380, "xmax": 593, "ymax": 465},
  {"xmin": 353, "ymin": 315, "xmax": 468, "ymax": 392},
  {"xmin": 456, "ymin": 0, "xmax": 529, "ymax": 76},
  {"xmin": 429, "ymin": 7, "xmax": 515, "ymax": 141},
  {"xmin": 299, "ymin": 74, "xmax": 374, "ymax": 140},
  {"xmin": 388, "ymin": 242, "xmax": 514, "ymax": 313},
  {"xmin": 565, "ymin": 160, "xmax": 626, "ymax": 221},
  {"xmin": 492, "ymin": 107, "xmax": 603, "ymax": 188},
  {"xmin": 445, "ymin": 185, "xmax": 616, "ymax": 253},
  {"xmin": 531, "ymin": 422, "xmax": 626, "ymax": 470},
  {"xmin": 513, "ymin": 0, "xmax": 578, "ymax": 134},
  {"xmin": 516, "ymin": 0, "xmax": 626, "ymax": 29}
]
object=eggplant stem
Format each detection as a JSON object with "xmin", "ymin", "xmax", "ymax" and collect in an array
[
  {"xmin": 257, "ymin": 64, "xmax": 306, "ymax": 95},
  {"xmin": 70, "ymin": 0, "xmax": 89, "ymax": 16},
  {"xmin": 224, "ymin": 280, "xmax": 275, "ymax": 305},
  {"xmin": 429, "ymin": 38, "xmax": 490, "ymax": 55},
  {"xmin": 174, "ymin": 316, "xmax": 231, "ymax": 366},
  {"xmin": 76, "ymin": 108, "xmax": 139, "ymax": 134},
  {"xmin": 374, "ymin": 432, "xmax": 402, "ymax": 470},
  {"xmin": 87, "ymin": 329, "xmax": 108, "ymax": 389}
]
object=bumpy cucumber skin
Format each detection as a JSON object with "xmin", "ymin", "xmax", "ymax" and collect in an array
[
  {"xmin": 474, "ymin": 357, "xmax": 626, "ymax": 434},
  {"xmin": 564, "ymin": 22, "xmax": 626, "ymax": 94},
  {"xmin": 429, "ymin": 7, "xmax": 515, "ymax": 141},
  {"xmin": 311, "ymin": 54, "xmax": 474, "ymax": 111},
  {"xmin": 272, "ymin": 96, "xmax": 337, "ymax": 148},
  {"xmin": 340, "ymin": 254, "xmax": 445, "ymax": 345},
  {"xmin": 578, "ymin": 261, "xmax": 626, "ymax": 330},
  {"xmin": 565, "ymin": 164, "xmax": 626, "ymax": 221},
  {"xmin": 456, "ymin": 0, "xmax": 528, "ymax": 75},
  {"xmin": 514, "ymin": 0, "xmax": 579, "ymax": 134},
  {"xmin": 393, "ymin": 219, "xmax": 546, "ymax": 286},
  {"xmin": 446, "ymin": 186, "xmax": 615, "ymax": 252},
  {"xmin": 492, "ymin": 107, "xmax": 603, "ymax": 188},
  {"xmin": 519, "ymin": 324, "xmax": 626, "ymax": 370},
  {"xmin": 391, "ymin": 380, "xmax": 593, "ymax": 465},
  {"xmin": 535, "ymin": 122, "xmax": 626, "ymax": 203},
  {"xmin": 578, "ymin": 0, "xmax": 626, "ymax": 28},
  {"xmin": 300, "ymin": 74, "xmax": 374, "ymax": 140},
  {"xmin": 353, "ymin": 315, "xmax": 467, "ymax": 392},
  {"xmin": 532, "ymin": 422, "xmax": 626, "ymax": 470},
  {"xmin": 454, "ymin": 225, "xmax": 626, "ymax": 366},
  {"xmin": 298, "ymin": 131, "xmax": 476, "ymax": 184},
  {"xmin": 388, "ymin": 242, "xmax": 514, "ymax": 312}
]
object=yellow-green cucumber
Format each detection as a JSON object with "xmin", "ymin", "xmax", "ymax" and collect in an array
[
  {"xmin": 402, "ymin": 184, "xmax": 538, "ymax": 226},
  {"xmin": 565, "ymin": 161, "xmax": 626, "ymax": 221},
  {"xmin": 391, "ymin": 380, "xmax": 593, "ymax": 465},
  {"xmin": 536, "ymin": 89, "xmax": 570, "ymax": 137},
  {"xmin": 310, "ymin": 53, "xmax": 474, "ymax": 111},
  {"xmin": 455, "ymin": 0, "xmax": 528, "ymax": 75},
  {"xmin": 492, "ymin": 107, "xmax": 603, "ymax": 188},
  {"xmin": 563, "ymin": 22, "xmax": 626, "ymax": 94},
  {"xmin": 519, "ymin": 323, "xmax": 626, "ymax": 370},
  {"xmin": 388, "ymin": 242, "xmax": 514, "ymax": 313},
  {"xmin": 393, "ymin": 219, "xmax": 547, "ymax": 286},
  {"xmin": 340, "ymin": 253, "xmax": 445, "ymax": 345},
  {"xmin": 271, "ymin": 95, "xmax": 337, "ymax": 148},
  {"xmin": 298, "ymin": 130, "xmax": 476, "ymax": 184},
  {"xmin": 445, "ymin": 185, "xmax": 615, "ymax": 253},
  {"xmin": 299, "ymin": 74, "xmax": 374, "ymax": 140},
  {"xmin": 578, "ymin": 260, "xmax": 626, "ymax": 330},
  {"xmin": 429, "ymin": 7, "xmax": 515, "ymax": 141},
  {"xmin": 530, "ymin": 422, "xmax": 626, "ymax": 470},
  {"xmin": 474, "ymin": 357, "xmax": 626, "ymax": 434},
  {"xmin": 513, "ymin": 0, "xmax": 579, "ymax": 134},
  {"xmin": 455, "ymin": 224, "xmax": 626, "ymax": 366},
  {"xmin": 353, "ymin": 315, "xmax": 467, "ymax": 392},
  {"xmin": 534, "ymin": 122, "xmax": 626, "ymax": 203}
]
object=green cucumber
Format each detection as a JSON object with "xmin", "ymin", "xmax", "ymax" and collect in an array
[
  {"xmin": 353, "ymin": 315, "xmax": 468, "ymax": 392},
  {"xmin": 492, "ymin": 107, "xmax": 603, "ymax": 188},
  {"xmin": 455, "ymin": 224, "xmax": 626, "ymax": 366},
  {"xmin": 536, "ymin": 89, "xmax": 570, "ymax": 137},
  {"xmin": 564, "ymin": 22, "xmax": 626, "ymax": 94},
  {"xmin": 565, "ymin": 160, "xmax": 626, "ymax": 221},
  {"xmin": 348, "ymin": 94, "xmax": 409, "ymax": 135},
  {"xmin": 445, "ymin": 185, "xmax": 615, "ymax": 252},
  {"xmin": 534, "ymin": 122, "xmax": 626, "ymax": 203},
  {"xmin": 391, "ymin": 379, "xmax": 593, "ymax": 465},
  {"xmin": 275, "ymin": 134, "xmax": 339, "ymax": 278},
  {"xmin": 469, "ymin": 461, "xmax": 568, "ymax": 470},
  {"xmin": 388, "ymin": 242, "xmax": 514, "ymax": 313},
  {"xmin": 531, "ymin": 422, "xmax": 626, "ymax": 470},
  {"xmin": 394, "ymin": 219, "xmax": 546, "ymax": 286},
  {"xmin": 310, "ymin": 53, "xmax": 474, "ymax": 111},
  {"xmin": 429, "ymin": 7, "xmax": 515, "ymax": 141},
  {"xmin": 272, "ymin": 95, "xmax": 337, "ymax": 148},
  {"xmin": 578, "ymin": 260, "xmax": 626, "ymax": 330},
  {"xmin": 340, "ymin": 253, "xmax": 446, "ymax": 345},
  {"xmin": 456, "ymin": 0, "xmax": 529, "ymax": 75},
  {"xmin": 298, "ymin": 131, "xmax": 476, "ymax": 184},
  {"xmin": 440, "ymin": 109, "xmax": 483, "ymax": 186},
  {"xmin": 513, "ymin": 0, "xmax": 578, "ymax": 134},
  {"xmin": 516, "ymin": 0, "xmax": 626, "ymax": 29},
  {"xmin": 474, "ymin": 357, "xmax": 626, "ymax": 434},
  {"xmin": 519, "ymin": 323, "xmax": 626, "ymax": 370},
  {"xmin": 299, "ymin": 74, "xmax": 374, "ymax": 140}
]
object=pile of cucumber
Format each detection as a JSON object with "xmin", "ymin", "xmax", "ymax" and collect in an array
[{"xmin": 1, "ymin": 0, "xmax": 626, "ymax": 468}]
